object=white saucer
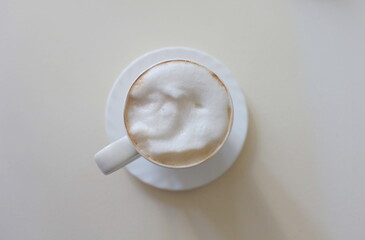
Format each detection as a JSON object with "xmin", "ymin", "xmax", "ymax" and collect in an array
[{"xmin": 105, "ymin": 47, "xmax": 248, "ymax": 191}]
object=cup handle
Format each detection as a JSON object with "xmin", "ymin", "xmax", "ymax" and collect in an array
[{"xmin": 95, "ymin": 136, "xmax": 140, "ymax": 175}]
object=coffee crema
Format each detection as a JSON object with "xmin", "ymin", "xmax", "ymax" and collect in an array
[{"xmin": 124, "ymin": 60, "xmax": 232, "ymax": 167}]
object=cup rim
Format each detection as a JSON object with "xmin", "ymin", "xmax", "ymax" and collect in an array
[{"xmin": 123, "ymin": 59, "xmax": 234, "ymax": 169}]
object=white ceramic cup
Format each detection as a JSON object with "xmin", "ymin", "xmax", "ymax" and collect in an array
[{"xmin": 95, "ymin": 60, "xmax": 233, "ymax": 175}]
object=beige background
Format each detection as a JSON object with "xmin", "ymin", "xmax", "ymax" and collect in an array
[{"xmin": 1, "ymin": 0, "xmax": 365, "ymax": 239}]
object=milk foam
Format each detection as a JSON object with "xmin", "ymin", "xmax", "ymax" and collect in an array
[{"xmin": 125, "ymin": 61, "xmax": 231, "ymax": 166}]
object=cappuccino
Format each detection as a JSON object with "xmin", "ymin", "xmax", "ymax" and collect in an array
[{"xmin": 124, "ymin": 60, "xmax": 232, "ymax": 167}]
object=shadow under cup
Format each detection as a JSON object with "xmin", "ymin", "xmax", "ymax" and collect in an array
[{"xmin": 123, "ymin": 60, "xmax": 234, "ymax": 169}]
